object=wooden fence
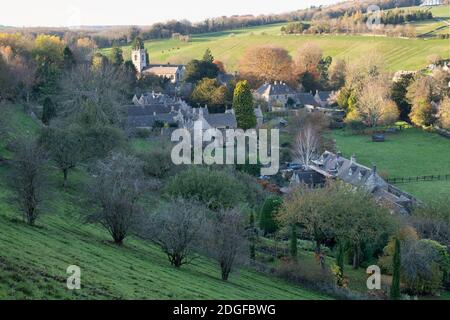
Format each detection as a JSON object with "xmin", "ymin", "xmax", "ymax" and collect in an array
[{"xmin": 386, "ymin": 174, "xmax": 450, "ymax": 184}]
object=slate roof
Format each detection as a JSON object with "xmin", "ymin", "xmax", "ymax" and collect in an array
[
  {"xmin": 313, "ymin": 151, "xmax": 388, "ymax": 192},
  {"xmin": 317, "ymin": 91, "xmax": 333, "ymax": 102},
  {"xmin": 127, "ymin": 105, "xmax": 173, "ymax": 116},
  {"xmin": 307, "ymin": 151, "xmax": 417, "ymax": 214},
  {"xmin": 127, "ymin": 114, "xmax": 177, "ymax": 128},
  {"xmin": 217, "ymin": 73, "xmax": 235, "ymax": 86},
  {"xmin": 254, "ymin": 107, "xmax": 263, "ymax": 118},
  {"xmin": 204, "ymin": 113, "xmax": 237, "ymax": 129},
  {"xmin": 298, "ymin": 93, "xmax": 319, "ymax": 107},
  {"xmin": 255, "ymin": 82, "xmax": 297, "ymax": 96}
]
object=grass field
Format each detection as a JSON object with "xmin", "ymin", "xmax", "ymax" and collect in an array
[
  {"xmin": 0, "ymin": 105, "xmax": 328, "ymax": 300},
  {"xmin": 102, "ymin": 5, "xmax": 450, "ymax": 73},
  {"xmin": 406, "ymin": 5, "xmax": 450, "ymax": 37},
  {"xmin": 332, "ymin": 128, "xmax": 450, "ymax": 203}
]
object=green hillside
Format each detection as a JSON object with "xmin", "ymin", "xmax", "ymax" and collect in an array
[
  {"xmin": 0, "ymin": 105, "xmax": 328, "ymax": 300},
  {"xmin": 102, "ymin": 6, "xmax": 450, "ymax": 73}
]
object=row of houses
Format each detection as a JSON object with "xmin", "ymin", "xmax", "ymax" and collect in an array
[
  {"xmin": 127, "ymin": 93, "xmax": 237, "ymax": 131},
  {"xmin": 284, "ymin": 151, "xmax": 419, "ymax": 214},
  {"xmin": 253, "ymin": 81, "xmax": 339, "ymax": 112}
]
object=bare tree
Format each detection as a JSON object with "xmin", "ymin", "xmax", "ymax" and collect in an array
[
  {"xmin": 328, "ymin": 58, "xmax": 346, "ymax": 90},
  {"xmin": 144, "ymin": 198, "xmax": 207, "ymax": 268},
  {"xmin": 294, "ymin": 42, "xmax": 323, "ymax": 75},
  {"xmin": 88, "ymin": 152, "xmax": 146, "ymax": 245},
  {"xmin": 11, "ymin": 138, "xmax": 47, "ymax": 226},
  {"xmin": 206, "ymin": 207, "xmax": 247, "ymax": 281},
  {"xmin": 70, "ymin": 37, "xmax": 97, "ymax": 63},
  {"xmin": 438, "ymin": 97, "xmax": 450, "ymax": 130},
  {"xmin": 57, "ymin": 63, "xmax": 128, "ymax": 126},
  {"xmin": 39, "ymin": 126, "xmax": 84, "ymax": 188},
  {"xmin": 356, "ymin": 76, "xmax": 398, "ymax": 127},
  {"xmin": 293, "ymin": 123, "xmax": 319, "ymax": 168}
]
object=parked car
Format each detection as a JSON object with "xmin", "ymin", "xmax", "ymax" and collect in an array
[{"xmin": 288, "ymin": 163, "xmax": 303, "ymax": 170}]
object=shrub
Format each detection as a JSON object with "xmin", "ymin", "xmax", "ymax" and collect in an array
[
  {"xmin": 345, "ymin": 119, "xmax": 365, "ymax": 133},
  {"xmin": 135, "ymin": 128, "xmax": 152, "ymax": 138},
  {"xmin": 138, "ymin": 147, "xmax": 174, "ymax": 179},
  {"xmin": 165, "ymin": 167, "xmax": 246, "ymax": 211},
  {"xmin": 401, "ymin": 239, "xmax": 449, "ymax": 295},
  {"xmin": 260, "ymin": 196, "xmax": 283, "ymax": 235},
  {"xmin": 275, "ymin": 261, "xmax": 371, "ymax": 300}
]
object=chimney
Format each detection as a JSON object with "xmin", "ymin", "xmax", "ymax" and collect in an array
[
  {"xmin": 350, "ymin": 154, "xmax": 356, "ymax": 163},
  {"xmin": 153, "ymin": 112, "xmax": 156, "ymax": 116},
  {"xmin": 337, "ymin": 151, "xmax": 342, "ymax": 158},
  {"xmin": 372, "ymin": 164, "xmax": 377, "ymax": 174}
]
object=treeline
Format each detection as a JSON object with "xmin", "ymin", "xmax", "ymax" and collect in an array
[
  {"xmin": 1, "ymin": 0, "xmax": 427, "ymax": 49},
  {"xmin": 282, "ymin": 8, "xmax": 433, "ymax": 37},
  {"xmin": 380, "ymin": 8, "xmax": 433, "ymax": 24}
]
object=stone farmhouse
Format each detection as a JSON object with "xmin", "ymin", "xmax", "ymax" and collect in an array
[
  {"xmin": 253, "ymin": 81, "xmax": 299, "ymax": 110},
  {"xmin": 288, "ymin": 151, "xmax": 418, "ymax": 214},
  {"xmin": 253, "ymin": 81, "xmax": 339, "ymax": 113},
  {"xmin": 132, "ymin": 47, "xmax": 185, "ymax": 84},
  {"xmin": 314, "ymin": 90, "xmax": 336, "ymax": 108}
]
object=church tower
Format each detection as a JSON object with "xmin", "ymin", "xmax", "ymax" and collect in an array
[{"xmin": 131, "ymin": 38, "xmax": 147, "ymax": 72}]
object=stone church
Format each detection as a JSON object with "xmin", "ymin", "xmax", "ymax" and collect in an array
[{"xmin": 131, "ymin": 46, "xmax": 185, "ymax": 84}]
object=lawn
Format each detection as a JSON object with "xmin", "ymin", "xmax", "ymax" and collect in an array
[
  {"xmin": 102, "ymin": 6, "xmax": 450, "ymax": 73},
  {"xmin": 0, "ymin": 105, "xmax": 329, "ymax": 300},
  {"xmin": 331, "ymin": 128, "xmax": 450, "ymax": 203}
]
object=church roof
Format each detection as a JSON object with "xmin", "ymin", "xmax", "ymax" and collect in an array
[{"xmin": 142, "ymin": 64, "xmax": 184, "ymax": 76}]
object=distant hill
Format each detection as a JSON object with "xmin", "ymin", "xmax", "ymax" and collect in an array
[{"xmin": 102, "ymin": 6, "xmax": 450, "ymax": 73}]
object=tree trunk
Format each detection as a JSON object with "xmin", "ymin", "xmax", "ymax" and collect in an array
[
  {"xmin": 315, "ymin": 240, "xmax": 325, "ymax": 270},
  {"xmin": 221, "ymin": 263, "xmax": 231, "ymax": 281},
  {"xmin": 63, "ymin": 169, "xmax": 68, "ymax": 188},
  {"xmin": 352, "ymin": 244, "xmax": 360, "ymax": 269}
]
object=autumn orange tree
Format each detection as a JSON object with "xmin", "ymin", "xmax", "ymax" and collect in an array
[{"xmin": 238, "ymin": 46, "xmax": 294, "ymax": 87}]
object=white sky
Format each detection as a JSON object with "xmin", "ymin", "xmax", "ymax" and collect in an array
[{"xmin": 1, "ymin": 0, "xmax": 340, "ymax": 27}]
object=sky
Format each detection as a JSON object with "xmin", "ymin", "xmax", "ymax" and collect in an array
[{"xmin": 1, "ymin": 0, "xmax": 340, "ymax": 27}]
